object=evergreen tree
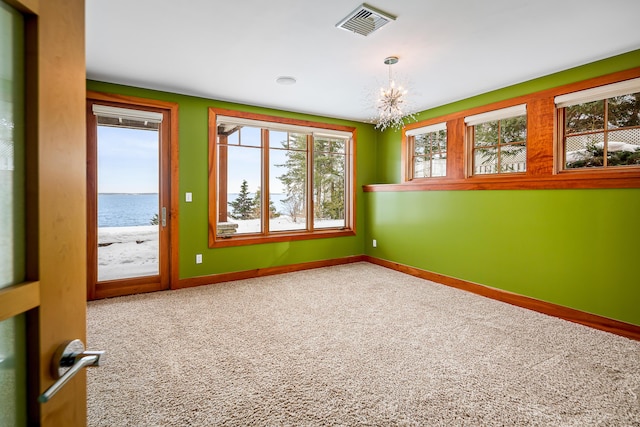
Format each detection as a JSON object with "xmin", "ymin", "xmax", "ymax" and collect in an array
[
  {"xmin": 277, "ymin": 134, "xmax": 307, "ymax": 222},
  {"xmin": 564, "ymin": 93, "xmax": 640, "ymax": 168},
  {"xmin": 609, "ymin": 93, "xmax": 640, "ymax": 127},
  {"xmin": 313, "ymin": 138, "xmax": 345, "ymax": 220},
  {"xmin": 228, "ymin": 179, "xmax": 256, "ymax": 220},
  {"xmin": 252, "ymin": 188, "xmax": 279, "ymax": 219},
  {"xmin": 474, "ymin": 116, "xmax": 526, "ymax": 172},
  {"xmin": 276, "ymin": 134, "xmax": 347, "ymax": 223}
]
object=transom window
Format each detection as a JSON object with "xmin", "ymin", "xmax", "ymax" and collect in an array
[
  {"xmin": 406, "ymin": 123, "xmax": 447, "ymax": 179},
  {"xmin": 209, "ymin": 108, "xmax": 355, "ymax": 247},
  {"xmin": 466, "ymin": 104, "xmax": 527, "ymax": 175},
  {"xmin": 556, "ymin": 78, "xmax": 640, "ymax": 170}
]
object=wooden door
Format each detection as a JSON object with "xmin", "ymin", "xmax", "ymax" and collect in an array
[
  {"xmin": 0, "ymin": 0, "xmax": 88, "ymax": 425},
  {"xmin": 86, "ymin": 93, "xmax": 179, "ymax": 300}
]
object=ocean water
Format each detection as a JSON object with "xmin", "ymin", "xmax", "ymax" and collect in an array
[
  {"xmin": 98, "ymin": 193, "xmax": 159, "ymax": 228},
  {"xmin": 98, "ymin": 193, "xmax": 290, "ymax": 228}
]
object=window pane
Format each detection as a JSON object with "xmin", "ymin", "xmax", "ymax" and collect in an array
[
  {"xmin": 1, "ymin": 4, "xmax": 25, "ymax": 290},
  {"xmin": 606, "ymin": 129, "xmax": 640, "ymax": 167},
  {"xmin": 331, "ymin": 138, "xmax": 346, "ymax": 154},
  {"xmin": 608, "ymin": 93, "xmax": 640, "ymax": 129},
  {"xmin": 500, "ymin": 116, "xmax": 527, "ymax": 144},
  {"xmin": 222, "ymin": 144, "xmax": 262, "ymax": 234},
  {"xmin": 0, "ymin": 315, "xmax": 27, "ymax": 427},
  {"xmin": 240, "ymin": 126, "xmax": 261, "ymax": 147},
  {"xmin": 475, "ymin": 147, "xmax": 498, "ymax": 175},
  {"xmin": 414, "ymin": 135, "xmax": 428, "ymax": 150},
  {"xmin": 96, "ymin": 122, "xmax": 160, "ymax": 281},
  {"xmin": 290, "ymin": 132, "xmax": 308, "ymax": 150},
  {"xmin": 273, "ymin": 133, "xmax": 307, "ymax": 230},
  {"xmin": 565, "ymin": 100, "xmax": 605, "ymax": 134},
  {"xmin": 414, "ymin": 157, "xmax": 429, "ymax": 178},
  {"xmin": 269, "ymin": 147, "xmax": 304, "ymax": 232},
  {"xmin": 565, "ymin": 133, "xmax": 605, "ymax": 169},
  {"xmin": 501, "ymin": 144, "xmax": 527, "ymax": 173},
  {"xmin": 432, "ymin": 130, "xmax": 447, "ymax": 177},
  {"xmin": 434, "ymin": 129, "xmax": 447, "ymax": 152},
  {"xmin": 313, "ymin": 149, "xmax": 345, "ymax": 229},
  {"xmin": 270, "ymin": 130, "xmax": 287, "ymax": 149},
  {"xmin": 0, "ymin": 3, "xmax": 27, "ymax": 424},
  {"xmin": 474, "ymin": 121, "xmax": 499, "ymax": 147},
  {"xmin": 431, "ymin": 154, "xmax": 447, "ymax": 177}
]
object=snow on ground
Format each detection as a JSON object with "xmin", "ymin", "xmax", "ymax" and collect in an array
[
  {"xmin": 98, "ymin": 226, "xmax": 158, "ymax": 281},
  {"xmin": 97, "ymin": 217, "xmax": 345, "ymax": 281},
  {"xmin": 233, "ymin": 216, "xmax": 344, "ymax": 234}
]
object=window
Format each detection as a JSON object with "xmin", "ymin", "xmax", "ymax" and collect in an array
[
  {"xmin": 406, "ymin": 123, "xmax": 447, "ymax": 179},
  {"xmin": 466, "ymin": 104, "xmax": 527, "ymax": 175},
  {"xmin": 556, "ymin": 78, "xmax": 640, "ymax": 170},
  {"xmin": 210, "ymin": 108, "xmax": 355, "ymax": 247}
]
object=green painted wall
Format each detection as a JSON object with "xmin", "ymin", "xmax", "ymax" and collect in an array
[
  {"xmin": 86, "ymin": 80, "xmax": 378, "ymax": 279},
  {"xmin": 88, "ymin": 49, "xmax": 640, "ymax": 326},
  {"xmin": 367, "ymin": 49, "xmax": 640, "ymax": 326}
]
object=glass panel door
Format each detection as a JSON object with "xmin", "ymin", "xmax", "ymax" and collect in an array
[
  {"xmin": 96, "ymin": 116, "xmax": 160, "ymax": 281},
  {"xmin": 0, "ymin": 1, "xmax": 27, "ymax": 424}
]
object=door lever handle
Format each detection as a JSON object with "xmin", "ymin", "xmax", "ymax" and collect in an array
[{"xmin": 38, "ymin": 339, "xmax": 105, "ymax": 403}]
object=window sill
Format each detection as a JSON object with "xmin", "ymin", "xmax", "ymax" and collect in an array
[
  {"xmin": 363, "ymin": 169, "xmax": 640, "ymax": 192},
  {"xmin": 209, "ymin": 228, "xmax": 356, "ymax": 248}
]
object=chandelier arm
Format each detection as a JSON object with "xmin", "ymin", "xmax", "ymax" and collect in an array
[{"xmin": 374, "ymin": 56, "xmax": 416, "ymax": 131}]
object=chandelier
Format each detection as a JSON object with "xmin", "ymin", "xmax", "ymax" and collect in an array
[{"xmin": 375, "ymin": 56, "xmax": 415, "ymax": 131}]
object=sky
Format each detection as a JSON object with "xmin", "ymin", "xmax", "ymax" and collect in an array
[
  {"xmin": 225, "ymin": 127, "xmax": 288, "ymax": 194},
  {"xmin": 97, "ymin": 126, "xmax": 159, "ymax": 193},
  {"xmin": 96, "ymin": 124, "xmax": 291, "ymax": 195}
]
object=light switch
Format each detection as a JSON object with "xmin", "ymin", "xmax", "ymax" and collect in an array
[{"xmin": 186, "ymin": 192, "xmax": 192, "ymax": 202}]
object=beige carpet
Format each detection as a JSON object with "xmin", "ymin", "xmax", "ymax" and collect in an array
[{"xmin": 87, "ymin": 262, "xmax": 640, "ymax": 426}]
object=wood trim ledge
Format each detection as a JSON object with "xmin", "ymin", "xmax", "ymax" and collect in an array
[{"xmin": 364, "ymin": 256, "xmax": 640, "ymax": 341}]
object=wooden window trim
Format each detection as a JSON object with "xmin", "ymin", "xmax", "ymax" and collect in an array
[
  {"xmin": 208, "ymin": 108, "xmax": 356, "ymax": 248},
  {"xmin": 372, "ymin": 67, "xmax": 640, "ymax": 192}
]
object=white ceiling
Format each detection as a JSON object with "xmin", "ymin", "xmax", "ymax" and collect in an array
[{"xmin": 86, "ymin": 0, "xmax": 640, "ymax": 123}]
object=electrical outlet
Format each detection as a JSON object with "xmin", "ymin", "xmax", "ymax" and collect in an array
[
  {"xmin": 373, "ymin": 239, "xmax": 377, "ymax": 248},
  {"xmin": 195, "ymin": 254, "xmax": 202, "ymax": 264},
  {"xmin": 186, "ymin": 192, "xmax": 193, "ymax": 202}
]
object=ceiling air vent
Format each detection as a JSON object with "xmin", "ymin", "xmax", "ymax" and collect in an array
[{"xmin": 336, "ymin": 3, "xmax": 396, "ymax": 37}]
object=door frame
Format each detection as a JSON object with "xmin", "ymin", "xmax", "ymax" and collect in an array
[{"xmin": 86, "ymin": 92, "xmax": 179, "ymax": 300}]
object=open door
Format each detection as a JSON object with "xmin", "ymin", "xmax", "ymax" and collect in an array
[{"xmin": 0, "ymin": 0, "xmax": 90, "ymax": 425}]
